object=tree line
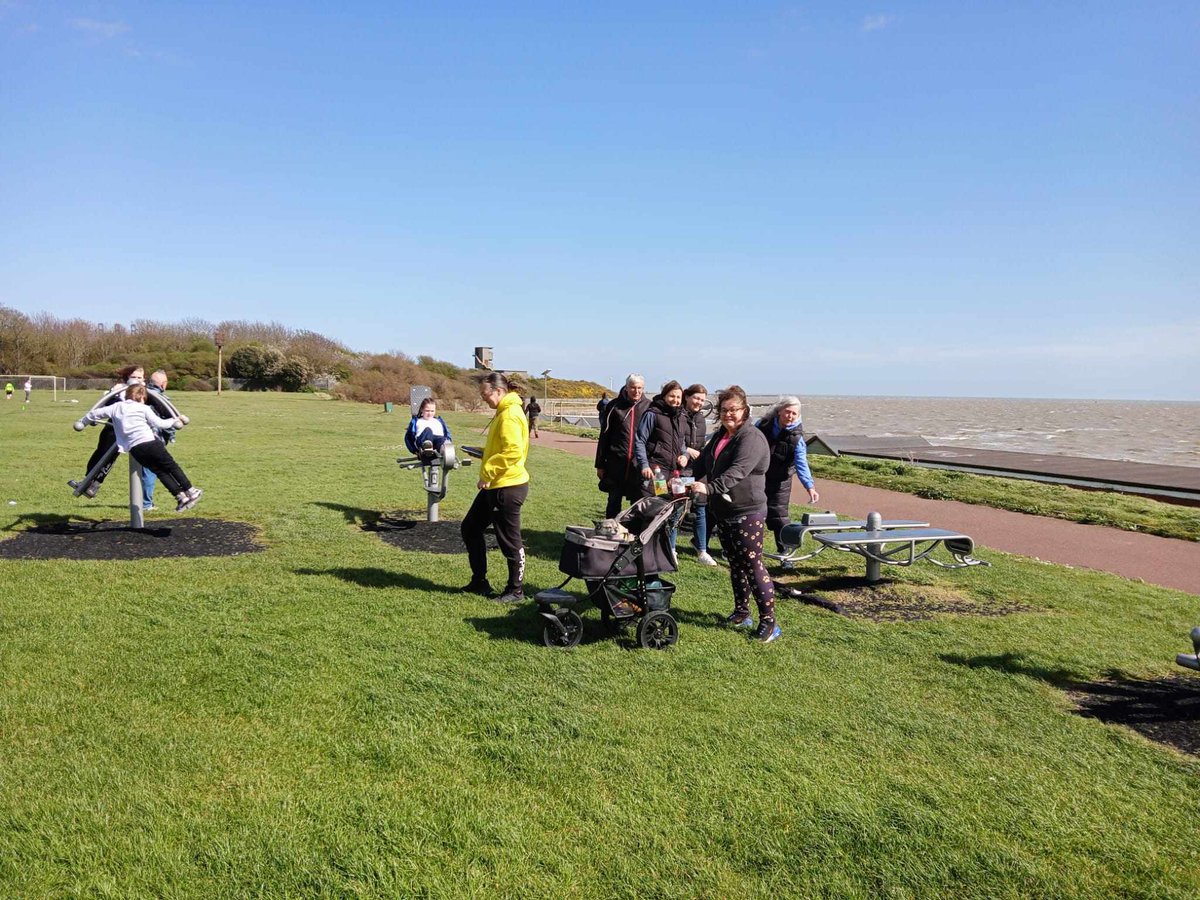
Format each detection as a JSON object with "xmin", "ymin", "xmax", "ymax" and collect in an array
[{"xmin": 0, "ymin": 306, "xmax": 603, "ymax": 403}]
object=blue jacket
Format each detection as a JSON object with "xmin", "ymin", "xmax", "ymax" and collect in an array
[{"xmin": 405, "ymin": 415, "xmax": 451, "ymax": 453}]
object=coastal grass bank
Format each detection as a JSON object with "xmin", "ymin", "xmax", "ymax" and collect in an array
[{"xmin": 0, "ymin": 392, "xmax": 1197, "ymax": 897}]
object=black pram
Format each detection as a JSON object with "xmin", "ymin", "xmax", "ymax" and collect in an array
[{"xmin": 535, "ymin": 494, "xmax": 689, "ymax": 650}]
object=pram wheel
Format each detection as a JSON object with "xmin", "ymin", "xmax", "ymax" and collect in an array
[
  {"xmin": 637, "ymin": 611, "xmax": 678, "ymax": 650},
  {"xmin": 542, "ymin": 609, "xmax": 584, "ymax": 649}
]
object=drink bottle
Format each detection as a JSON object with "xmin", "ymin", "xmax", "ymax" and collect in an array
[{"xmin": 652, "ymin": 466, "xmax": 667, "ymax": 496}]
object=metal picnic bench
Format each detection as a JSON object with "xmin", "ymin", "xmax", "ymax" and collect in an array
[
  {"xmin": 814, "ymin": 521, "xmax": 989, "ymax": 583},
  {"xmin": 765, "ymin": 512, "xmax": 931, "ymax": 568}
]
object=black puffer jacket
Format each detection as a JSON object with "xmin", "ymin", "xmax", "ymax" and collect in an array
[
  {"xmin": 595, "ymin": 387, "xmax": 651, "ymax": 496},
  {"xmin": 635, "ymin": 396, "xmax": 687, "ymax": 473},
  {"xmin": 692, "ymin": 424, "xmax": 770, "ymax": 522}
]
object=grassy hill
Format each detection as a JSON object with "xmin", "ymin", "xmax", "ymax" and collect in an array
[{"xmin": 0, "ymin": 392, "xmax": 1197, "ymax": 896}]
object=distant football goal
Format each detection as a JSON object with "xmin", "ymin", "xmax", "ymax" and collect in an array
[{"xmin": 0, "ymin": 375, "xmax": 67, "ymax": 401}]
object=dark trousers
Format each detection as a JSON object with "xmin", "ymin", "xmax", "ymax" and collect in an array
[
  {"xmin": 765, "ymin": 478, "xmax": 792, "ymax": 548},
  {"xmin": 716, "ymin": 513, "xmax": 777, "ymax": 624},
  {"xmin": 87, "ymin": 425, "xmax": 118, "ymax": 484},
  {"xmin": 130, "ymin": 440, "xmax": 192, "ymax": 497},
  {"xmin": 462, "ymin": 483, "xmax": 528, "ymax": 589},
  {"xmin": 605, "ymin": 490, "xmax": 624, "ymax": 518}
]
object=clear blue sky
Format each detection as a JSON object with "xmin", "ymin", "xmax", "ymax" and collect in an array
[{"xmin": 2, "ymin": 2, "xmax": 1197, "ymax": 399}]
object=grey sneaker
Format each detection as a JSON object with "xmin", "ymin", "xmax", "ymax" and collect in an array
[
  {"xmin": 176, "ymin": 487, "xmax": 203, "ymax": 511},
  {"xmin": 695, "ymin": 551, "xmax": 719, "ymax": 567}
]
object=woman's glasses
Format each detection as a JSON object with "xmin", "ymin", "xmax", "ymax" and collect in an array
[{"xmin": 719, "ymin": 406, "xmax": 745, "ymax": 416}]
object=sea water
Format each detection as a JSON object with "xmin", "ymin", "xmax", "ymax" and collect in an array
[{"xmin": 759, "ymin": 395, "xmax": 1200, "ymax": 467}]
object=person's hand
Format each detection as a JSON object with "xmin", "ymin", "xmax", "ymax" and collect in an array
[
  {"xmin": 687, "ymin": 448, "xmax": 700, "ymax": 460},
  {"xmin": 808, "ymin": 487, "xmax": 820, "ymax": 504},
  {"xmin": 689, "ymin": 481, "xmax": 708, "ymax": 495},
  {"xmin": 596, "ymin": 468, "xmax": 605, "ymax": 481},
  {"xmin": 641, "ymin": 467, "xmax": 654, "ymax": 481},
  {"xmin": 676, "ymin": 454, "xmax": 689, "ymax": 468},
  {"xmin": 477, "ymin": 479, "xmax": 489, "ymax": 490},
  {"xmin": 73, "ymin": 419, "xmax": 87, "ymax": 431},
  {"xmin": 176, "ymin": 416, "xmax": 188, "ymax": 427}
]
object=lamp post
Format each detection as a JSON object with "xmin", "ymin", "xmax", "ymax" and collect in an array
[
  {"xmin": 214, "ymin": 330, "xmax": 225, "ymax": 396},
  {"xmin": 540, "ymin": 369, "xmax": 551, "ymax": 405}
]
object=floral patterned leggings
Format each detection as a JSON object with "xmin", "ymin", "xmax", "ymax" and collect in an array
[{"xmin": 716, "ymin": 512, "xmax": 776, "ymax": 624}]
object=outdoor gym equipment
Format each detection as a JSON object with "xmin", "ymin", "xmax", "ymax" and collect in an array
[
  {"xmin": 765, "ymin": 511, "xmax": 931, "ymax": 569},
  {"xmin": 396, "ymin": 441, "xmax": 474, "ymax": 523},
  {"xmin": 812, "ymin": 511, "xmax": 989, "ymax": 583},
  {"xmin": 1176, "ymin": 627, "xmax": 1200, "ymax": 673},
  {"xmin": 69, "ymin": 383, "xmax": 188, "ymax": 529}
]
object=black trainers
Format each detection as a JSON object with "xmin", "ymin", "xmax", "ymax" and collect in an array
[
  {"xmin": 754, "ymin": 620, "xmax": 782, "ymax": 643},
  {"xmin": 495, "ymin": 586, "xmax": 525, "ymax": 604},
  {"xmin": 461, "ymin": 579, "xmax": 495, "ymax": 598},
  {"xmin": 725, "ymin": 613, "xmax": 754, "ymax": 629}
]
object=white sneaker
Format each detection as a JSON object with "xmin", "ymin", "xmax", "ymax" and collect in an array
[{"xmin": 696, "ymin": 552, "xmax": 719, "ymax": 567}]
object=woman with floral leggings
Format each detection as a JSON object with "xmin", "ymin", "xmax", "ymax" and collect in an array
[{"xmin": 689, "ymin": 385, "xmax": 780, "ymax": 643}]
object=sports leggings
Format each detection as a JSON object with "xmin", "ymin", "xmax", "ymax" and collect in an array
[
  {"xmin": 130, "ymin": 440, "xmax": 192, "ymax": 497},
  {"xmin": 716, "ymin": 512, "xmax": 776, "ymax": 624},
  {"xmin": 462, "ymin": 483, "xmax": 528, "ymax": 589}
]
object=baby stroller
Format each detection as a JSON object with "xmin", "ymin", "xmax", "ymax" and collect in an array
[{"xmin": 535, "ymin": 494, "xmax": 689, "ymax": 650}]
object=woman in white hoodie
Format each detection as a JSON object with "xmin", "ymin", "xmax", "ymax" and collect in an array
[{"xmin": 78, "ymin": 383, "xmax": 203, "ymax": 512}]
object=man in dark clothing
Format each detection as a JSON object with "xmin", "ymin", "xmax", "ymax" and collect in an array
[
  {"xmin": 595, "ymin": 375, "xmax": 650, "ymax": 518},
  {"xmin": 596, "ymin": 393, "xmax": 610, "ymax": 419},
  {"xmin": 525, "ymin": 397, "xmax": 541, "ymax": 438}
]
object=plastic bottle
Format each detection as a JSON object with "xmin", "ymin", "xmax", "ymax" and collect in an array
[
  {"xmin": 668, "ymin": 469, "xmax": 685, "ymax": 495},
  {"xmin": 652, "ymin": 466, "xmax": 667, "ymax": 496}
]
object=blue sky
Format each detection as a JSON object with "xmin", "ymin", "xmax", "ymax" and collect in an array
[{"xmin": 2, "ymin": 2, "xmax": 1197, "ymax": 399}]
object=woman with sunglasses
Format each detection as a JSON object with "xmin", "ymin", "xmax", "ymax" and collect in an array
[{"xmin": 689, "ymin": 385, "xmax": 780, "ymax": 643}]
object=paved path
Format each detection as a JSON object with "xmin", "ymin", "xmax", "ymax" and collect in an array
[{"xmin": 530, "ymin": 429, "xmax": 1200, "ymax": 596}]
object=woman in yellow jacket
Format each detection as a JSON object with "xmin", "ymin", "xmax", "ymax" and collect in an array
[{"xmin": 461, "ymin": 372, "xmax": 530, "ymax": 603}]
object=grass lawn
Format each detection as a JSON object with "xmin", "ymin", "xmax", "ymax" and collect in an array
[{"xmin": 1, "ymin": 392, "xmax": 1198, "ymax": 897}]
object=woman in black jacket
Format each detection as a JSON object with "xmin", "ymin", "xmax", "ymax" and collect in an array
[{"xmin": 691, "ymin": 385, "xmax": 780, "ymax": 643}]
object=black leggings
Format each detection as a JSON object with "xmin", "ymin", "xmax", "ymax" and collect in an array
[
  {"xmin": 765, "ymin": 478, "xmax": 792, "ymax": 547},
  {"xmin": 130, "ymin": 441, "xmax": 192, "ymax": 497},
  {"xmin": 87, "ymin": 425, "xmax": 118, "ymax": 484},
  {"xmin": 461, "ymin": 483, "xmax": 529, "ymax": 589},
  {"xmin": 716, "ymin": 512, "xmax": 777, "ymax": 624}
]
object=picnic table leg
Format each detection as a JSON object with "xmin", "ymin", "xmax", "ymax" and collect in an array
[{"xmin": 865, "ymin": 511, "xmax": 882, "ymax": 583}]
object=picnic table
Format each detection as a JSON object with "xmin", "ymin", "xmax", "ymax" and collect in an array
[
  {"xmin": 814, "ymin": 528, "xmax": 989, "ymax": 583},
  {"xmin": 766, "ymin": 514, "xmax": 930, "ymax": 568}
]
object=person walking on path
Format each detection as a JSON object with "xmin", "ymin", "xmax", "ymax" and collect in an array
[
  {"xmin": 140, "ymin": 370, "xmax": 177, "ymax": 511},
  {"xmin": 691, "ymin": 385, "xmax": 780, "ymax": 643},
  {"xmin": 757, "ymin": 396, "xmax": 819, "ymax": 553},
  {"xmin": 76, "ymin": 383, "xmax": 201, "ymax": 512},
  {"xmin": 681, "ymin": 383, "xmax": 717, "ymax": 566},
  {"xmin": 595, "ymin": 374, "xmax": 651, "ymax": 518},
  {"xmin": 461, "ymin": 372, "xmax": 530, "ymax": 604},
  {"xmin": 23, "ymin": 378, "xmax": 31, "ymax": 402},
  {"xmin": 525, "ymin": 396, "xmax": 542, "ymax": 439},
  {"xmin": 596, "ymin": 393, "xmax": 610, "ymax": 419}
]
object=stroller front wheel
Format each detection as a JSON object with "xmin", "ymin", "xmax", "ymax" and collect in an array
[
  {"xmin": 638, "ymin": 611, "xmax": 678, "ymax": 650},
  {"xmin": 542, "ymin": 609, "xmax": 584, "ymax": 649}
]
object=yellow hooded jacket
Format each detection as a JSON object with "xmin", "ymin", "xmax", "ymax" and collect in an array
[{"xmin": 480, "ymin": 391, "xmax": 529, "ymax": 489}]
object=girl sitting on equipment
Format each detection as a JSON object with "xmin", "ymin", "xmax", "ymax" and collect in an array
[
  {"xmin": 76, "ymin": 383, "xmax": 203, "ymax": 512},
  {"xmin": 404, "ymin": 398, "xmax": 452, "ymax": 461}
]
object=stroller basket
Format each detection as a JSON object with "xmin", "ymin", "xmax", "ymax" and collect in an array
[
  {"xmin": 599, "ymin": 576, "xmax": 675, "ymax": 612},
  {"xmin": 559, "ymin": 526, "xmax": 676, "ymax": 578}
]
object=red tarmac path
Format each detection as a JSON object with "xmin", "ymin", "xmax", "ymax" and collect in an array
[{"xmin": 531, "ymin": 429, "xmax": 1200, "ymax": 596}]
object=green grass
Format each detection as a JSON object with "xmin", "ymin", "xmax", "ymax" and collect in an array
[
  {"xmin": 810, "ymin": 455, "xmax": 1200, "ymax": 543},
  {"xmin": 1, "ymin": 392, "xmax": 1198, "ymax": 897}
]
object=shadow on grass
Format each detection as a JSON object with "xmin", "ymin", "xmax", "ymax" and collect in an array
[
  {"xmin": 941, "ymin": 651, "xmax": 1200, "ymax": 756},
  {"xmin": 464, "ymin": 606, "xmax": 633, "ymax": 648},
  {"xmin": 295, "ymin": 566, "xmax": 459, "ymax": 595},
  {"xmin": 940, "ymin": 651, "xmax": 1095, "ymax": 687},
  {"xmin": 3, "ymin": 511, "xmax": 105, "ymax": 532},
  {"xmin": 311, "ymin": 501, "xmax": 565, "ymax": 562}
]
